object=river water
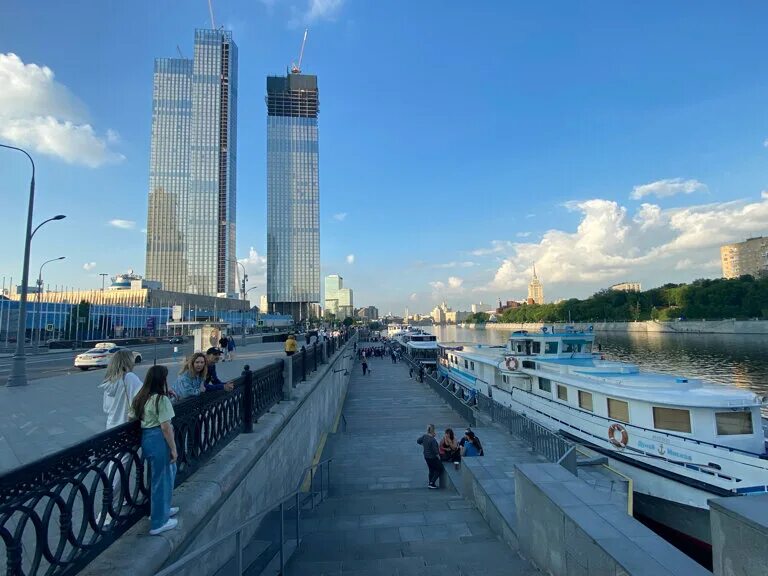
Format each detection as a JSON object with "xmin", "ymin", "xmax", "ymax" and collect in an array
[{"xmin": 430, "ymin": 325, "xmax": 768, "ymax": 415}]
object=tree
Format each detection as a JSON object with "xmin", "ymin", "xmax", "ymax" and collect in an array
[{"xmin": 342, "ymin": 317, "xmax": 354, "ymax": 327}]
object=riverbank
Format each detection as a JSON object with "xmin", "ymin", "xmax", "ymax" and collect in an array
[{"xmin": 458, "ymin": 319, "xmax": 768, "ymax": 335}]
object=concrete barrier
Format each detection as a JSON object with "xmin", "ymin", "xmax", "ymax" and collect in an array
[
  {"xmin": 81, "ymin": 337, "xmax": 356, "ymax": 576},
  {"xmin": 710, "ymin": 494, "xmax": 768, "ymax": 576}
]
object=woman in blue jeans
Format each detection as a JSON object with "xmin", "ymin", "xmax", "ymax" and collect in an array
[{"xmin": 131, "ymin": 365, "xmax": 179, "ymax": 535}]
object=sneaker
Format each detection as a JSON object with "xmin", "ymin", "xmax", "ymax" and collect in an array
[
  {"xmin": 170, "ymin": 507, "xmax": 179, "ymax": 517},
  {"xmin": 149, "ymin": 518, "xmax": 178, "ymax": 535},
  {"xmin": 428, "ymin": 483, "xmax": 438, "ymax": 490}
]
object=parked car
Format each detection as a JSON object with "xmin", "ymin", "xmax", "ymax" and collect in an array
[
  {"xmin": 74, "ymin": 342, "xmax": 142, "ymax": 370},
  {"xmin": 169, "ymin": 336, "xmax": 185, "ymax": 344}
]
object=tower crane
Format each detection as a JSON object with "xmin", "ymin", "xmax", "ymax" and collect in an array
[{"xmin": 291, "ymin": 29, "xmax": 309, "ymax": 74}]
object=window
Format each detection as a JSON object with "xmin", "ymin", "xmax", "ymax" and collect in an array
[
  {"xmin": 538, "ymin": 377, "xmax": 552, "ymax": 392},
  {"xmin": 578, "ymin": 390, "xmax": 593, "ymax": 411},
  {"xmin": 715, "ymin": 412, "xmax": 753, "ymax": 435},
  {"xmin": 464, "ymin": 360, "xmax": 469, "ymax": 369},
  {"xmin": 607, "ymin": 398, "xmax": 629, "ymax": 423},
  {"xmin": 557, "ymin": 385, "xmax": 568, "ymax": 401},
  {"xmin": 562, "ymin": 340, "xmax": 581, "ymax": 353},
  {"xmin": 531, "ymin": 341, "xmax": 541, "ymax": 354},
  {"xmin": 502, "ymin": 375, "xmax": 507, "ymax": 384},
  {"xmin": 471, "ymin": 362, "xmax": 475, "ymax": 370},
  {"xmin": 653, "ymin": 407, "xmax": 691, "ymax": 433},
  {"xmin": 545, "ymin": 342, "xmax": 559, "ymax": 354}
]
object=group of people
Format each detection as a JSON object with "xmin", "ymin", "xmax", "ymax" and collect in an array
[
  {"xmin": 417, "ymin": 425, "xmax": 484, "ymax": 489},
  {"xmin": 98, "ymin": 346, "xmax": 238, "ymax": 535},
  {"xmin": 217, "ymin": 334, "xmax": 236, "ymax": 361}
]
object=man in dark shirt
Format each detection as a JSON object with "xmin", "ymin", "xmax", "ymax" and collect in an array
[
  {"xmin": 205, "ymin": 348, "xmax": 235, "ymax": 392},
  {"xmin": 417, "ymin": 424, "xmax": 443, "ymax": 489}
]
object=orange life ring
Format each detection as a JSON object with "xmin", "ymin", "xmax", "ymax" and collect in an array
[
  {"xmin": 505, "ymin": 356, "xmax": 519, "ymax": 371},
  {"xmin": 608, "ymin": 423, "xmax": 628, "ymax": 448}
]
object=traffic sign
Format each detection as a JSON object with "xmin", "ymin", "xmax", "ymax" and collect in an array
[{"xmin": 46, "ymin": 324, "xmax": 54, "ymax": 332}]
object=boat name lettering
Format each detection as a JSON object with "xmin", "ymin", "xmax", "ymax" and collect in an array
[
  {"xmin": 637, "ymin": 440, "xmax": 656, "ymax": 451},
  {"xmin": 666, "ymin": 448, "xmax": 692, "ymax": 462}
]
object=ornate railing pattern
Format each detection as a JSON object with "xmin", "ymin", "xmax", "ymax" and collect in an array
[{"xmin": 0, "ymin": 362, "xmax": 285, "ymax": 576}]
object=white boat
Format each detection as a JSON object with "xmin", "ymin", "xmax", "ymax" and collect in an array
[
  {"xmin": 403, "ymin": 331, "xmax": 439, "ymax": 367},
  {"xmin": 437, "ymin": 327, "xmax": 768, "ymax": 548}
]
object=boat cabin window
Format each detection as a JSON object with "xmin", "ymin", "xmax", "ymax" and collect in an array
[
  {"xmin": 538, "ymin": 377, "xmax": 552, "ymax": 393},
  {"xmin": 531, "ymin": 341, "xmax": 541, "ymax": 354},
  {"xmin": 511, "ymin": 340, "xmax": 527, "ymax": 354},
  {"xmin": 578, "ymin": 390, "xmax": 593, "ymax": 411},
  {"xmin": 544, "ymin": 342, "xmax": 559, "ymax": 354},
  {"xmin": 522, "ymin": 360, "xmax": 536, "ymax": 369},
  {"xmin": 464, "ymin": 360, "xmax": 469, "ymax": 369},
  {"xmin": 607, "ymin": 398, "xmax": 629, "ymax": 423},
  {"xmin": 653, "ymin": 407, "xmax": 692, "ymax": 433},
  {"xmin": 470, "ymin": 361, "xmax": 475, "ymax": 371},
  {"xmin": 502, "ymin": 375, "xmax": 508, "ymax": 384},
  {"xmin": 715, "ymin": 411, "xmax": 754, "ymax": 436},
  {"xmin": 562, "ymin": 340, "xmax": 592, "ymax": 354},
  {"xmin": 557, "ymin": 384, "xmax": 568, "ymax": 401}
]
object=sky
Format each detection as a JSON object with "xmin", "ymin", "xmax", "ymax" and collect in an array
[{"xmin": 1, "ymin": 1, "xmax": 768, "ymax": 316}]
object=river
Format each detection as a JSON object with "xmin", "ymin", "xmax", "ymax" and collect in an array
[{"xmin": 430, "ymin": 325, "xmax": 768, "ymax": 415}]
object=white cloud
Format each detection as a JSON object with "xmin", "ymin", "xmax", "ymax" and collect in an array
[
  {"xmin": 82, "ymin": 262, "xmax": 96, "ymax": 271},
  {"xmin": 108, "ymin": 219, "xmax": 136, "ymax": 230},
  {"xmin": 448, "ymin": 276, "xmax": 463, "ymax": 289},
  {"xmin": 409, "ymin": 292, "xmax": 417, "ymax": 302},
  {"xmin": 238, "ymin": 247, "xmax": 268, "ymax": 287},
  {"xmin": 516, "ymin": 232, "xmax": 531, "ymax": 238},
  {"xmin": 346, "ymin": 254, "xmax": 355, "ymax": 264},
  {"xmin": 290, "ymin": 0, "xmax": 344, "ymax": 26},
  {"xmin": 470, "ymin": 240, "xmax": 515, "ymax": 257},
  {"xmin": 631, "ymin": 178, "xmax": 706, "ymax": 200},
  {"xmin": 433, "ymin": 261, "xmax": 476, "ymax": 269},
  {"xmin": 763, "ymin": 138, "xmax": 768, "ymax": 148},
  {"xmin": 477, "ymin": 193, "xmax": 768, "ymax": 296},
  {"xmin": 0, "ymin": 53, "xmax": 123, "ymax": 167},
  {"xmin": 332, "ymin": 212, "xmax": 347, "ymax": 221},
  {"xmin": 429, "ymin": 276, "xmax": 465, "ymax": 299}
]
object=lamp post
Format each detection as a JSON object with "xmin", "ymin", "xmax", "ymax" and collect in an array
[
  {"xmin": 1, "ymin": 142, "xmax": 66, "ymax": 386},
  {"xmin": 34, "ymin": 256, "xmax": 65, "ymax": 351},
  {"xmin": 233, "ymin": 260, "xmax": 248, "ymax": 343},
  {"xmin": 245, "ymin": 286, "xmax": 260, "ymax": 340}
]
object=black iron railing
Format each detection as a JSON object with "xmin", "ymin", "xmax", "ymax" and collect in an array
[{"xmin": 0, "ymin": 361, "xmax": 284, "ymax": 576}]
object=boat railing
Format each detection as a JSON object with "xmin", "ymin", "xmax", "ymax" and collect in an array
[{"xmin": 477, "ymin": 394, "xmax": 578, "ymax": 475}]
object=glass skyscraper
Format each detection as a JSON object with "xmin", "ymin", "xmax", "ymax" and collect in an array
[
  {"xmin": 266, "ymin": 73, "xmax": 320, "ymax": 320},
  {"xmin": 146, "ymin": 29, "xmax": 238, "ymax": 297}
]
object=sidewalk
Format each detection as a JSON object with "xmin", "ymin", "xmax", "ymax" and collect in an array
[
  {"xmin": 0, "ymin": 343, "xmax": 285, "ymax": 474},
  {"xmin": 284, "ymin": 343, "xmax": 540, "ymax": 575}
]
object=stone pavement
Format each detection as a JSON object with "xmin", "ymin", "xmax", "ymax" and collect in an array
[
  {"xmin": 0, "ymin": 342, "xmax": 285, "ymax": 474},
  {"xmin": 284, "ymin": 343, "xmax": 539, "ymax": 575}
]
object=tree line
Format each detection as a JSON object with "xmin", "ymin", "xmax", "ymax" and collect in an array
[{"xmin": 463, "ymin": 275, "xmax": 768, "ymax": 324}]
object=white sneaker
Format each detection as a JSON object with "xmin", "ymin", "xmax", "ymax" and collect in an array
[
  {"xmin": 149, "ymin": 518, "xmax": 178, "ymax": 535},
  {"xmin": 170, "ymin": 507, "xmax": 179, "ymax": 517}
]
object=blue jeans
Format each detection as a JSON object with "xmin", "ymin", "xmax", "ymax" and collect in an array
[{"xmin": 142, "ymin": 426, "xmax": 176, "ymax": 530}]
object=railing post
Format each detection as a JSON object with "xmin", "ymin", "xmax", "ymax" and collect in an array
[
  {"xmin": 295, "ymin": 491, "xmax": 301, "ymax": 547},
  {"xmin": 282, "ymin": 357, "xmax": 293, "ymax": 400},
  {"xmin": 301, "ymin": 346, "xmax": 307, "ymax": 381},
  {"xmin": 242, "ymin": 365, "xmax": 253, "ymax": 433},
  {"xmin": 322, "ymin": 339, "xmax": 328, "ymax": 364},
  {"xmin": 234, "ymin": 530, "xmax": 243, "ymax": 575}
]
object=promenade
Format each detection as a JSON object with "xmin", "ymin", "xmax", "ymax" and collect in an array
[
  {"xmin": 284, "ymin": 344, "xmax": 539, "ymax": 575},
  {"xmin": 0, "ymin": 341, "xmax": 285, "ymax": 473}
]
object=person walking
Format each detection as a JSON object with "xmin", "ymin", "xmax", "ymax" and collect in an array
[
  {"xmin": 100, "ymin": 349, "xmax": 143, "ymax": 430},
  {"xmin": 226, "ymin": 336, "xmax": 236, "ymax": 361},
  {"xmin": 362, "ymin": 353, "xmax": 369, "ymax": 376},
  {"xmin": 130, "ymin": 365, "xmax": 179, "ymax": 535},
  {"xmin": 172, "ymin": 352, "xmax": 208, "ymax": 400},
  {"xmin": 285, "ymin": 334, "xmax": 298, "ymax": 356},
  {"xmin": 417, "ymin": 424, "xmax": 443, "ymax": 489},
  {"xmin": 218, "ymin": 335, "xmax": 229, "ymax": 361}
]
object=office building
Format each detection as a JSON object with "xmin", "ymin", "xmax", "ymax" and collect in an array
[
  {"xmin": 266, "ymin": 71, "xmax": 320, "ymax": 320},
  {"xmin": 356, "ymin": 306, "xmax": 379, "ymax": 321},
  {"xmin": 145, "ymin": 29, "xmax": 238, "ymax": 297},
  {"xmin": 337, "ymin": 288, "xmax": 353, "ymax": 319},
  {"xmin": 528, "ymin": 265, "xmax": 544, "ymax": 304},
  {"xmin": 610, "ymin": 282, "xmax": 642, "ymax": 293},
  {"xmin": 324, "ymin": 274, "xmax": 342, "ymax": 315},
  {"xmin": 721, "ymin": 237, "xmax": 768, "ymax": 279}
]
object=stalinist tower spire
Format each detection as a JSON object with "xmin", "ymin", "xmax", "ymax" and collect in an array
[{"xmin": 528, "ymin": 263, "xmax": 544, "ymax": 304}]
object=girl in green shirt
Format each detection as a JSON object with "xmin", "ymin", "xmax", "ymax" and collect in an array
[{"xmin": 131, "ymin": 365, "xmax": 179, "ymax": 535}]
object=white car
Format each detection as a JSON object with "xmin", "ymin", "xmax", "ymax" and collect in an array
[{"xmin": 74, "ymin": 343, "xmax": 143, "ymax": 371}]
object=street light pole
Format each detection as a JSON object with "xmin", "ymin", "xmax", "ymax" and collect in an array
[
  {"xmin": 234, "ymin": 260, "xmax": 248, "ymax": 344},
  {"xmin": 1, "ymin": 142, "xmax": 66, "ymax": 386},
  {"xmin": 99, "ymin": 273, "xmax": 109, "ymax": 291},
  {"xmin": 35, "ymin": 256, "xmax": 65, "ymax": 352}
]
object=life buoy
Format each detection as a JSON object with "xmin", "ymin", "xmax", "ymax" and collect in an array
[
  {"xmin": 505, "ymin": 356, "xmax": 519, "ymax": 371},
  {"xmin": 608, "ymin": 423, "xmax": 628, "ymax": 448}
]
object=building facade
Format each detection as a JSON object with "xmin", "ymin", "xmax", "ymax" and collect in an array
[
  {"xmin": 324, "ymin": 274, "xmax": 342, "ymax": 315},
  {"xmin": 356, "ymin": 306, "xmax": 379, "ymax": 321},
  {"xmin": 337, "ymin": 288, "xmax": 354, "ymax": 319},
  {"xmin": 266, "ymin": 72, "xmax": 320, "ymax": 320},
  {"xmin": 721, "ymin": 237, "xmax": 768, "ymax": 279},
  {"xmin": 610, "ymin": 282, "xmax": 642, "ymax": 293},
  {"xmin": 146, "ymin": 29, "xmax": 238, "ymax": 297},
  {"xmin": 528, "ymin": 265, "xmax": 544, "ymax": 304}
]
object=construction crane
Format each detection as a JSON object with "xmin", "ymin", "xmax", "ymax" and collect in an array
[
  {"xmin": 291, "ymin": 29, "xmax": 309, "ymax": 74},
  {"xmin": 208, "ymin": 0, "xmax": 216, "ymax": 29}
]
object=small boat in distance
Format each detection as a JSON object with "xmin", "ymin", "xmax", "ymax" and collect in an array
[{"xmin": 437, "ymin": 326, "xmax": 768, "ymax": 548}]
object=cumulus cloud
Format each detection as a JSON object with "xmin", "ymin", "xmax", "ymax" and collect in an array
[
  {"xmin": 516, "ymin": 232, "xmax": 531, "ymax": 238},
  {"xmin": 470, "ymin": 240, "xmax": 515, "ymax": 257},
  {"xmin": 82, "ymin": 262, "xmax": 96, "ymax": 271},
  {"xmin": 631, "ymin": 178, "xmax": 706, "ymax": 200},
  {"xmin": 429, "ymin": 276, "xmax": 465, "ymax": 299},
  {"xmin": 0, "ymin": 53, "xmax": 123, "ymax": 167},
  {"xmin": 476, "ymin": 193, "xmax": 768, "ymax": 295},
  {"xmin": 238, "ymin": 247, "xmax": 268, "ymax": 286},
  {"xmin": 409, "ymin": 292, "xmax": 417, "ymax": 301},
  {"xmin": 332, "ymin": 212, "xmax": 347, "ymax": 221},
  {"xmin": 109, "ymin": 219, "xmax": 136, "ymax": 230},
  {"xmin": 346, "ymin": 254, "xmax": 355, "ymax": 264},
  {"xmin": 763, "ymin": 139, "xmax": 768, "ymax": 148},
  {"xmin": 433, "ymin": 261, "xmax": 476, "ymax": 269},
  {"xmin": 290, "ymin": 0, "xmax": 344, "ymax": 26}
]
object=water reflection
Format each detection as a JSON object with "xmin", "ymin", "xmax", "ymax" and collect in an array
[{"xmin": 431, "ymin": 326, "xmax": 768, "ymax": 414}]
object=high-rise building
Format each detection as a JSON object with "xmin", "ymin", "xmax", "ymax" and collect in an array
[
  {"xmin": 721, "ymin": 237, "xmax": 768, "ymax": 279},
  {"xmin": 324, "ymin": 274, "xmax": 342, "ymax": 315},
  {"xmin": 266, "ymin": 71, "xmax": 320, "ymax": 320},
  {"xmin": 337, "ymin": 288, "xmax": 353, "ymax": 318},
  {"xmin": 146, "ymin": 29, "xmax": 238, "ymax": 297},
  {"xmin": 528, "ymin": 265, "xmax": 544, "ymax": 304}
]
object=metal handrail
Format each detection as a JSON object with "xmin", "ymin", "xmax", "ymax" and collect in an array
[{"xmin": 155, "ymin": 458, "xmax": 333, "ymax": 576}]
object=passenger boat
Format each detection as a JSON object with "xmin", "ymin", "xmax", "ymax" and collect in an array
[
  {"xmin": 437, "ymin": 327, "xmax": 768, "ymax": 547},
  {"xmin": 402, "ymin": 331, "xmax": 439, "ymax": 368}
]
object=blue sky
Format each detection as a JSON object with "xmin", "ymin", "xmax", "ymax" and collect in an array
[{"xmin": 2, "ymin": 1, "xmax": 768, "ymax": 315}]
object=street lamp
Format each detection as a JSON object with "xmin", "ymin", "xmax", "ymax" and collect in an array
[
  {"xmin": 35, "ymin": 256, "xmax": 65, "ymax": 351},
  {"xmin": 1, "ymin": 142, "xmax": 67, "ymax": 386},
  {"xmin": 245, "ymin": 286, "xmax": 260, "ymax": 338}
]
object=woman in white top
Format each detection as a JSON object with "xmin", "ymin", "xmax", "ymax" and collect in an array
[{"xmin": 99, "ymin": 349, "xmax": 143, "ymax": 429}]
